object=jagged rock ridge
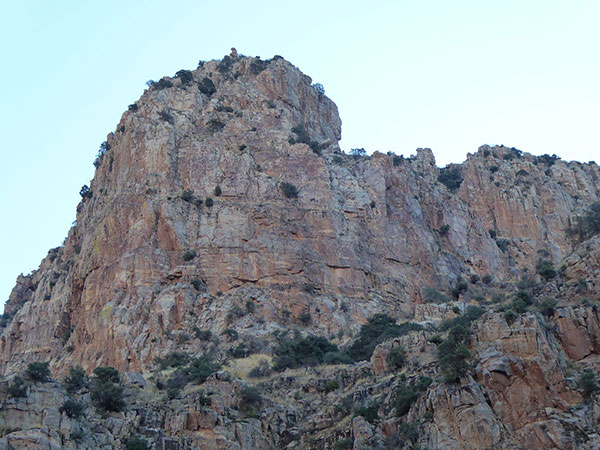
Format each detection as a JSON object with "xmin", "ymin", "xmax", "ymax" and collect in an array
[{"xmin": 0, "ymin": 51, "xmax": 599, "ymax": 449}]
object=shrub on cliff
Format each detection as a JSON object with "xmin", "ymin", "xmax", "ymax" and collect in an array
[
  {"xmin": 175, "ymin": 69, "xmax": 193, "ymax": 85},
  {"xmin": 124, "ymin": 437, "xmax": 148, "ymax": 450},
  {"xmin": 397, "ymin": 423, "xmax": 419, "ymax": 446},
  {"xmin": 451, "ymin": 276, "xmax": 468, "ymax": 299},
  {"xmin": 435, "ymin": 308, "xmax": 478, "ymax": 383},
  {"xmin": 394, "ymin": 383, "xmax": 418, "ymax": 416},
  {"xmin": 272, "ymin": 334, "xmax": 341, "ymax": 371},
  {"xmin": 388, "ymin": 346, "xmax": 406, "ymax": 370},
  {"xmin": 217, "ymin": 55, "xmax": 234, "ymax": 73},
  {"xmin": 79, "ymin": 185, "xmax": 92, "ymax": 199},
  {"xmin": 198, "ymin": 77, "xmax": 216, "ymax": 96},
  {"xmin": 323, "ymin": 350, "xmax": 353, "ymax": 365},
  {"xmin": 334, "ymin": 438, "xmax": 354, "ymax": 450},
  {"xmin": 324, "ymin": 379, "xmax": 340, "ymax": 392},
  {"xmin": 511, "ymin": 298, "xmax": 528, "ymax": 314},
  {"xmin": 537, "ymin": 154, "xmax": 560, "ymax": 166},
  {"xmin": 225, "ymin": 304, "xmax": 245, "ymax": 324},
  {"xmin": 353, "ymin": 402, "xmax": 379, "ymax": 424},
  {"xmin": 222, "ymin": 328, "xmax": 239, "ymax": 341},
  {"xmin": 465, "ymin": 305, "xmax": 485, "ymax": 321},
  {"xmin": 238, "ymin": 386, "xmax": 262, "ymax": 415},
  {"xmin": 184, "ymin": 355, "xmax": 221, "ymax": 383},
  {"xmin": 59, "ymin": 399, "xmax": 84, "ymax": 418},
  {"xmin": 538, "ymin": 298, "xmax": 558, "ymax": 317},
  {"xmin": 167, "ymin": 387, "xmax": 180, "ymax": 399},
  {"xmin": 504, "ymin": 309, "xmax": 517, "ymax": 325},
  {"xmin": 93, "ymin": 366, "xmax": 120, "ymax": 383},
  {"xmin": 350, "ymin": 148, "xmax": 366, "ymax": 159},
  {"xmin": 26, "ymin": 362, "xmax": 51, "ymax": 382},
  {"xmin": 191, "ymin": 278, "xmax": 204, "ymax": 291},
  {"xmin": 93, "ymin": 141, "xmax": 110, "ymax": 168},
  {"xmin": 156, "ymin": 78, "xmax": 173, "ymax": 89},
  {"xmin": 249, "ymin": 58, "xmax": 267, "ymax": 75},
  {"xmin": 536, "ymin": 260, "xmax": 557, "ymax": 280},
  {"xmin": 502, "ymin": 148, "xmax": 523, "ymax": 160},
  {"xmin": 7, "ymin": 376, "xmax": 27, "ymax": 398},
  {"xmin": 229, "ymin": 339, "xmax": 263, "ymax": 358},
  {"xmin": 438, "ymin": 340, "xmax": 470, "ymax": 382},
  {"xmin": 207, "ymin": 118, "xmax": 225, "ymax": 133},
  {"xmin": 248, "ymin": 359, "xmax": 272, "ymax": 378},
  {"xmin": 90, "ymin": 366, "xmax": 125, "ymax": 413},
  {"xmin": 289, "ymin": 123, "xmax": 323, "ymax": 154},
  {"xmin": 578, "ymin": 369, "xmax": 599, "ymax": 399},
  {"xmin": 64, "ymin": 366, "xmax": 87, "ymax": 393},
  {"xmin": 495, "ymin": 238, "xmax": 509, "ymax": 252},
  {"xmin": 437, "ymin": 329, "xmax": 471, "ymax": 382},
  {"xmin": 183, "ymin": 250, "xmax": 197, "ymax": 261},
  {"xmin": 438, "ymin": 224, "xmax": 450, "ymax": 236},
  {"xmin": 181, "ymin": 189, "xmax": 194, "ymax": 202},
  {"xmin": 312, "ymin": 83, "xmax": 325, "ymax": 95},
  {"xmin": 347, "ymin": 314, "xmax": 422, "ymax": 362},
  {"xmin": 193, "ymin": 328, "xmax": 213, "ymax": 341},
  {"xmin": 158, "ymin": 109, "xmax": 175, "ymax": 125},
  {"xmin": 573, "ymin": 202, "xmax": 600, "ymax": 239},
  {"xmin": 422, "ymin": 287, "xmax": 452, "ymax": 304},
  {"xmin": 155, "ymin": 352, "xmax": 191, "ymax": 370},
  {"xmin": 393, "ymin": 155, "xmax": 404, "ymax": 166},
  {"xmin": 437, "ymin": 166, "xmax": 463, "ymax": 192},
  {"xmin": 290, "ymin": 124, "xmax": 310, "ymax": 144},
  {"xmin": 0, "ymin": 311, "xmax": 13, "ymax": 328},
  {"xmin": 281, "ymin": 182, "xmax": 299, "ymax": 199},
  {"xmin": 416, "ymin": 375, "xmax": 433, "ymax": 391},
  {"xmin": 91, "ymin": 379, "xmax": 124, "ymax": 413},
  {"xmin": 335, "ymin": 396, "xmax": 354, "ymax": 416},
  {"xmin": 166, "ymin": 354, "xmax": 221, "ymax": 389},
  {"xmin": 298, "ymin": 310, "xmax": 312, "ymax": 325},
  {"xmin": 147, "ymin": 78, "xmax": 172, "ymax": 90}
]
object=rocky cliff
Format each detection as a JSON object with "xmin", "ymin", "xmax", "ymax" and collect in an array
[{"xmin": 0, "ymin": 51, "xmax": 599, "ymax": 449}]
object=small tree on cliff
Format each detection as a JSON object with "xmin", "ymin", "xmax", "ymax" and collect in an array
[
  {"xmin": 280, "ymin": 182, "xmax": 299, "ymax": 199},
  {"xmin": 437, "ymin": 324, "xmax": 471, "ymax": 382},
  {"xmin": 347, "ymin": 314, "xmax": 422, "ymax": 362},
  {"xmin": 437, "ymin": 166, "xmax": 463, "ymax": 193},
  {"xmin": 79, "ymin": 185, "xmax": 92, "ymax": 199},
  {"xmin": 578, "ymin": 369, "xmax": 599, "ymax": 399},
  {"xmin": 64, "ymin": 366, "xmax": 87, "ymax": 393},
  {"xmin": 90, "ymin": 366, "xmax": 125, "ymax": 413},
  {"xmin": 536, "ymin": 260, "xmax": 557, "ymax": 281},
  {"xmin": 26, "ymin": 362, "xmax": 51, "ymax": 382},
  {"xmin": 438, "ymin": 339, "xmax": 470, "ymax": 382},
  {"xmin": 574, "ymin": 202, "xmax": 600, "ymax": 239},
  {"xmin": 350, "ymin": 148, "xmax": 366, "ymax": 158}
]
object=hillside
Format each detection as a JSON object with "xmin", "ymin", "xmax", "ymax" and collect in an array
[{"xmin": 0, "ymin": 51, "xmax": 599, "ymax": 449}]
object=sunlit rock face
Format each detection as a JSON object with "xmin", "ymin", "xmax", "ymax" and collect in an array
[{"xmin": 1, "ymin": 52, "xmax": 599, "ymax": 450}]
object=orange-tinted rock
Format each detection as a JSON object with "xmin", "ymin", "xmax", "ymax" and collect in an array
[{"xmin": 1, "ymin": 53, "xmax": 600, "ymax": 450}]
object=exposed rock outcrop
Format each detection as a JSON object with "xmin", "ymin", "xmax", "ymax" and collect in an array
[{"xmin": 1, "ymin": 53, "xmax": 599, "ymax": 449}]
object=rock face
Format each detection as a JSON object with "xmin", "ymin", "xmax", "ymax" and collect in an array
[{"xmin": 1, "ymin": 53, "xmax": 599, "ymax": 449}]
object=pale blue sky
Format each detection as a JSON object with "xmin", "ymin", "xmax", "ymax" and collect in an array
[{"xmin": 1, "ymin": 0, "xmax": 599, "ymax": 310}]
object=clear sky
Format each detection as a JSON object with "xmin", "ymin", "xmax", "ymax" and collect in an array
[{"xmin": 1, "ymin": 0, "xmax": 599, "ymax": 310}]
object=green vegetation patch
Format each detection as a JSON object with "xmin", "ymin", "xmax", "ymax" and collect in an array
[{"xmin": 348, "ymin": 314, "xmax": 422, "ymax": 362}]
